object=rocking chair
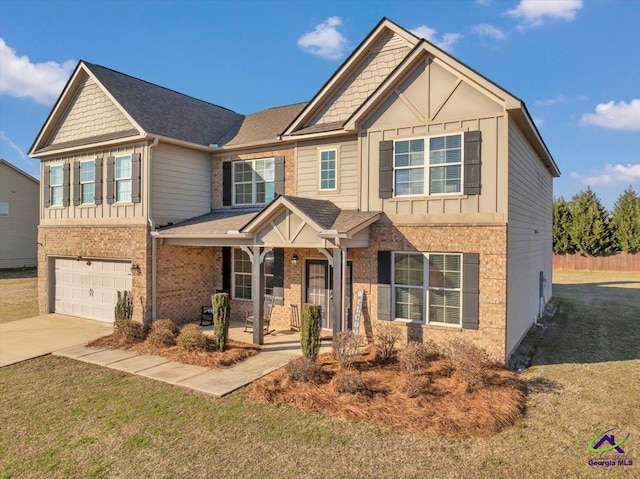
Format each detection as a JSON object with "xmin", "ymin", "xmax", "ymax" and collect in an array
[{"xmin": 245, "ymin": 294, "xmax": 276, "ymax": 334}]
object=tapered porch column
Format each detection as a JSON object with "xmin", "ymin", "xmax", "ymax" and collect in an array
[
  {"xmin": 331, "ymin": 248, "xmax": 343, "ymax": 340},
  {"xmin": 250, "ymin": 246, "xmax": 265, "ymax": 345}
]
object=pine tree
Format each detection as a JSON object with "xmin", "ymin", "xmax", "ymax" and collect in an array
[
  {"xmin": 611, "ymin": 186, "xmax": 640, "ymax": 253},
  {"xmin": 553, "ymin": 197, "xmax": 574, "ymax": 253},
  {"xmin": 568, "ymin": 187, "xmax": 615, "ymax": 255}
]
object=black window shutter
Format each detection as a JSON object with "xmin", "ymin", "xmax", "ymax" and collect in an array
[
  {"xmin": 274, "ymin": 156, "xmax": 285, "ymax": 197},
  {"xmin": 222, "ymin": 162, "xmax": 232, "ymax": 206},
  {"xmin": 379, "ymin": 140, "xmax": 394, "ymax": 199},
  {"xmin": 462, "ymin": 253, "xmax": 480, "ymax": 330},
  {"xmin": 377, "ymin": 250, "xmax": 392, "ymax": 320},
  {"xmin": 62, "ymin": 163, "xmax": 70, "ymax": 207},
  {"xmin": 43, "ymin": 165, "xmax": 51, "ymax": 208},
  {"xmin": 222, "ymin": 247, "xmax": 232, "ymax": 294},
  {"xmin": 94, "ymin": 158, "xmax": 103, "ymax": 205},
  {"xmin": 106, "ymin": 156, "xmax": 115, "ymax": 204},
  {"xmin": 272, "ymin": 248, "xmax": 284, "ymax": 305},
  {"xmin": 73, "ymin": 161, "xmax": 81, "ymax": 206},
  {"xmin": 131, "ymin": 153, "xmax": 142, "ymax": 203},
  {"xmin": 463, "ymin": 131, "xmax": 482, "ymax": 196}
]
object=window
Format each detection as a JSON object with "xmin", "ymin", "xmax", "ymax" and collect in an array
[
  {"xmin": 233, "ymin": 158, "xmax": 275, "ymax": 205},
  {"xmin": 394, "ymin": 133, "xmax": 462, "ymax": 196},
  {"xmin": 50, "ymin": 164, "xmax": 63, "ymax": 206},
  {"xmin": 0, "ymin": 202, "xmax": 8, "ymax": 216},
  {"xmin": 80, "ymin": 160, "xmax": 95, "ymax": 204},
  {"xmin": 233, "ymin": 248, "xmax": 275, "ymax": 300},
  {"xmin": 392, "ymin": 252, "xmax": 462, "ymax": 325},
  {"xmin": 115, "ymin": 155, "xmax": 132, "ymax": 203},
  {"xmin": 319, "ymin": 149, "xmax": 337, "ymax": 190}
]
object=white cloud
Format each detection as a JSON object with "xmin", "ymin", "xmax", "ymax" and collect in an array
[
  {"xmin": 298, "ymin": 17, "xmax": 348, "ymax": 60},
  {"xmin": 0, "ymin": 38, "xmax": 74, "ymax": 105},
  {"xmin": 572, "ymin": 164, "xmax": 640, "ymax": 186},
  {"xmin": 536, "ymin": 94, "xmax": 567, "ymax": 106},
  {"xmin": 506, "ymin": 0, "xmax": 583, "ymax": 29},
  {"xmin": 476, "ymin": 0, "xmax": 493, "ymax": 5},
  {"xmin": 0, "ymin": 131, "xmax": 34, "ymax": 167},
  {"xmin": 532, "ymin": 116, "xmax": 544, "ymax": 127},
  {"xmin": 471, "ymin": 23, "xmax": 506, "ymax": 40},
  {"xmin": 580, "ymin": 99, "xmax": 640, "ymax": 131},
  {"xmin": 411, "ymin": 26, "xmax": 461, "ymax": 52},
  {"xmin": 578, "ymin": 95, "xmax": 589, "ymax": 101}
]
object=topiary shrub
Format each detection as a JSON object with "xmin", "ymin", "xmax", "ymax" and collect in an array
[
  {"xmin": 114, "ymin": 290, "xmax": 133, "ymax": 320},
  {"xmin": 333, "ymin": 330, "xmax": 362, "ymax": 370},
  {"xmin": 146, "ymin": 319, "xmax": 179, "ymax": 347},
  {"xmin": 285, "ymin": 357, "xmax": 323, "ymax": 383},
  {"xmin": 212, "ymin": 293, "xmax": 230, "ymax": 351},
  {"xmin": 113, "ymin": 317, "xmax": 145, "ymax": 345},
  {"xmin": 333, "ymin": 370, "xmax": 368, "ymax": 395},
  {"xmin": 301, "ymin": 304, "xmax": 322, "ymax": 361},
  {"xmin": 177, "ymin": 324, "xmax": 209, "ymax": 352},
  {"xmin": 374, "ymin": 322, "xmax": 402, "ymax": 360}
]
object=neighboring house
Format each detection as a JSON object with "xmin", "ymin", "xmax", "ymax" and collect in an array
[
  {"xmin": 0, "ymin": 159, "xmax": 39, "ymax": 269},
  {"xmin": 29, "ymin": 18, "xmax": 559, "ymax": 361}
]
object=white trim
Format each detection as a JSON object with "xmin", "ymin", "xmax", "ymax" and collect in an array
[
  {"xmin": 232, "ymin": 157, "xmax": 276, "ymax": 206},
  {"xmin": 79, "ymin": 159, "xmax": 95, "ymax": 205},
  {"xmin": 318, "ymin": 147, "xmax": 338, "ymax": 192},
  {"xmin": 49, "ymin": 163, "xmax": 64, "ymax": 206},
  {"xmin": 114, "ymin": 154, "xmax": 132, "ymax": 203}
]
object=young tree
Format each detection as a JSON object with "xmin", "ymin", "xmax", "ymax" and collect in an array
[
  {"xmin": 611, "ymin": 186, "xmax": 640, "ymax": 253},
  {"xmin": 553, "ymin": 197, "xmax": 574, "ymax": 253},
  {"xmin": 568, "ymin": 187, "xmax": 615, "ymax": 255}
]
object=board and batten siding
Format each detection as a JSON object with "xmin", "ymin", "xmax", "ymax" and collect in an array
[
  {"xmin": 505, "ymin": 118, "xmax": 554, "ymax": 357},
  {"xmin": 296, "ymin": 136, "xmax": 359, "ymax": 209},
  {"xmin": 40, "ymin": 143, "xmax": 148, "ymax": 225},
  {"xmin": 151, "ymin": 143, "xmax": 212, "ymax": 226}
]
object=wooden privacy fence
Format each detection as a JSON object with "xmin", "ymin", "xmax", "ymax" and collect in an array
[{"xmin": 553, "ymin": 252, "xmax": 640, "ymax": 272}]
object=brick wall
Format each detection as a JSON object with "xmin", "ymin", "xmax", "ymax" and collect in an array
[{"xmin": 37, "ymin": 225, "xmax": 151, "ymax": 323}]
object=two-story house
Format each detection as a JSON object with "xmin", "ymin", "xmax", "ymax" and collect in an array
[{"xmin": 29, "ymin": 18, "xmax": 559, "ymax": 361}]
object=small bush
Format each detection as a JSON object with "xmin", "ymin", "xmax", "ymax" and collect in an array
[
  {"xmin": 444, "ymin": 338, "xmax": 494, "ymax": 391},
  {"xmin": 146, "ymin": 327, "xmax": 177, "ymax": 348},
  {"xmin": 301, "ymin": 304, "xmax": 322, "ymax": 361},
  {"xmin": 403, "ymin": 375, "xmax": 432, "ymax": 398},
  {"xmin": 113, "ymin": 318, "xmax": 145, "ymax": 345},
  {"xmin": 114, "ymin": 290, "xmax": 133, "ymax": 320},
  {"xmin": 400, "ymin": 341, "xmax": 438, "ymax": 375},
  {"xmin": 333, "ymin": 331, "xmax": 362, "ymax": 370},
  {"xmin": 374, "ymin": 322, "xmax": 402, "ymax": 360},
  {"xmin": 177, "ymin": 324, "xmax": 209, "ymax": 352},
  {"xmin": 152, "ymin": 319, "xmax": 179, "ymax": 337},
  {"xmin": 333, "ymin": 370, "xmax": 368, "ymax": 395},
  {"xmin": 285, "ymin": 357, "xmax": 322, "ymax": 383}
]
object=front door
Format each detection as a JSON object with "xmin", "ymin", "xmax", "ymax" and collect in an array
[{"xmin": 306, "ymin": 260, "xmax": 331, "ymax": 330}]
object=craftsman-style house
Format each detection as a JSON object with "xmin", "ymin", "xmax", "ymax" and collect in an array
[{"xmin": 29, "ymin": 18, "xmax": 559, "ymax": 361}]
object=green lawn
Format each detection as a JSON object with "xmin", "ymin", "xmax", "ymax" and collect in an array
[
  {"xmin": 0, "ymin": 270, "xmax": 638, "ymax": 478},
  {"xmin": 0, "ymin": 268, "xmax": 38, "ymax": 324}
]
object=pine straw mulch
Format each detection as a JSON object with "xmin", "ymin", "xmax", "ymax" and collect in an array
[
  {"xmin": 246, "ymin": 348, "xmax": 526, "ymax": 438},
  {"xmin": 87, "ymin": 334, "xmax": 260, "ymax": 369}
]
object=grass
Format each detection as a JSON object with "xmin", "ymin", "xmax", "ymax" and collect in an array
[
  {"xmin": 0, "ymin": 268, "xmax": 38, "ymax": 324},
  {"xmin": 0, "ymin": 270, "xmax": 638, "ymax": 478}
]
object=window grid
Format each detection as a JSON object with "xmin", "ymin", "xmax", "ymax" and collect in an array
[
  {"xmin": 80, "ymin": 160, "xmax": 95, "ymax": 204},
  {"xmin": 115, "ymin": 155, "xmax": 132, "ymax": 203},
  {"xmin": 50, "ymin": 164, "xmax": 63, "ymax": 206},
  {"xmin": 233, "ymin": 158, "xmax": 275, "ymax": 205},
  {"xmin": 232, "ymin": 249, "xmax": 275, "ymax": 300},
  {"xmin": 319, "ymin": 149, "xmax": 337, "ymax": 191}
]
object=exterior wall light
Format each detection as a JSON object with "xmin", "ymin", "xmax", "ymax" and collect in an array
[
  {"xmin": 291, "ymin": 254, "xmax": 299, "ymax": 266},
  {"xmin": 130, "ymin": 263, "xmax": 141, "ymax": 274}
]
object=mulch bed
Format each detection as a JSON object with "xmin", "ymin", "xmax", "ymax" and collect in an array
[
  {"xmin": 88, "ymin": 334, "xmax": 260, "ymax": 369},
  {"xmin": 246, "ymin": 348, "xmax": 526, "ymax": 437}
]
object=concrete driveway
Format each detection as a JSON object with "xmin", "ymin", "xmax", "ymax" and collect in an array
[{"xmin": 0, "ymin": 314, "xmax": 112, "ymax": 367}]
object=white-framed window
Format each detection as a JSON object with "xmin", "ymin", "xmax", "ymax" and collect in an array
[
  {"xmin": 0, "ymin": 202, "xmax": 8, "ymax": 216},
  {"xmin": 233, "ymin": 158, "xmax": 275, "ymax": 206},
  {"xmin": 115, "ymin": 155, "xmax": 132, "ymax": 203},
  {"xmin": 394, "ymin": 133, "xmax": 462, "ymax": 196},
  {"xmin": 319, "ymin": 148, "xmax": 337, "ymax": 191},
  {"xmin": 233, "ymin": 248, "xmax": 275, "ymax": 300},
  {"xmin": 392, "ymin": 252, "xmax": 462, "ymax": 325},
  {"xmin": 80, "ymin": 160, "xmax": 95, "ymax": 204},
  {"xmin": 50, "ymin": 164, "xmax": 63, "ymax": 206}
]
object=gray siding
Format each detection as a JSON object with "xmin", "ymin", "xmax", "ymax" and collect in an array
[
  {"xmin": 152, "ymin": 142, "xmax": 211, "ymax": 225},
  {"xmin": 506, "ymin": 118, "xmax": 554, "ymax": 357}
]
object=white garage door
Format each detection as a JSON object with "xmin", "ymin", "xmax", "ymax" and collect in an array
[{"xmin": 54, "ymin": 258, "xmax": 132, "ymax": 323}]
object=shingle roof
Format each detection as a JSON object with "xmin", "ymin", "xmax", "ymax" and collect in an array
[
  {"xmin": 282, "ymin": 195, "xmax": 342, "ymax": 230},
  {"xmin": 218, "ymin": 102, "xmax": 308, "ymax": 147},
  {"xmin": 158, "ymin": 209, "xmax": 259, "ymax": 236},
  {"xmin": 84, "ymin": 62, "xmax": 244, "ymax": 147},
  {"xmin": 291, "ymin": 121, "xmax": 344, "ymax": 136}
]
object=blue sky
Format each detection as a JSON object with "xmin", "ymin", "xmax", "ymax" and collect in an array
[{"xmin": 1, "ymin": 0, "xmax": 638, "ymax": 210}]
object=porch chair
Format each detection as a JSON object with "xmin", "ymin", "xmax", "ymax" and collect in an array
[
  {"xmin": 200, "ymin": 289, "xmax": 224, "ymax": 326},
  {"xmin": 245, "ymin": 294, "xmax": 276, "ymax": 335}
]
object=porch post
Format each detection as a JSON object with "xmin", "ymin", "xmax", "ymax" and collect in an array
[
  {"xmin": 331, "ymin": 248, "xmax": 343, "ymax": 341},
  {"xmin": 251, "ymin": 246, "xmax": 265, "ymax": 345}
]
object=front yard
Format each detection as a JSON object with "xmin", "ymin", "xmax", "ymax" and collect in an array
[
  {"xmin": 0, "ymin": 268, "xmax": 37, "ymax": 324},
  {"xmin": 0, "ymin": 270, "xmax": 638, "ymax": 478}
]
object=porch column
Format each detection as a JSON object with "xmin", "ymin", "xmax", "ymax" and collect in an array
[
  {"xmin": 251, "ymin": 246, "xmax": 265, "ymax": 345},
  {"xmin": 331, "ymin": 248, "xmax": 343, "ymax": 340}
]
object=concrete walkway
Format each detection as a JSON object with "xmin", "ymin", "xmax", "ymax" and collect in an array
[{"xmin": 0, "ymin": 314, "xmax": 112, "ymax": 367}]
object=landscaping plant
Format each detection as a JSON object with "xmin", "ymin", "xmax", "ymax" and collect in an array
[
  {"xmin": 374, "ymin": 322, "xmax": 402, "ymax": 360},
  {"xmin": 300, "ymin": 304, "xmax": 322, "ymax": 361},
  {"xmin": 333, "ymin": 330, "xmax": 361, "ymax": 370},
  {"xmin": 114, "ymin": 290, "xmax": 133, "ymax": 320},
  {"xmin": 177, "ymin": 324, "xmax": 209, "ymax": 352},
  {"xmin": 146, "ymin": 319, "xmax": 179, "ymax": 347},
  {"xmin": 212, "ymin": 292, "xmax": 230, "ymax": 351}
]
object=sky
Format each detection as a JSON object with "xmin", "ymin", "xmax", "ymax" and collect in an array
[{"xmin": 1, "ymin": 0, "xmax": 638, "ymax": 210}]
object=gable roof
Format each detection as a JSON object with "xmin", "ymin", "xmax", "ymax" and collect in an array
[{"xmin": 0, "ymin": 159, "xmax": 39, "ymax": 185}]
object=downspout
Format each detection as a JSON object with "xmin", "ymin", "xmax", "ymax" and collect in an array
[{"xmin": 147, "ymin": 137, "xmax": 159, "ymax": 321}]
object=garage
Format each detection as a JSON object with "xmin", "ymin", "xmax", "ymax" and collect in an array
[{"xmin": 53, "ymin": 258, "xmax": 132, "ymax": 323}]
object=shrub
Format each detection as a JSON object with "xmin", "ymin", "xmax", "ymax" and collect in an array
[
  {"xmin": 285, "ymin": 357, "xmax": 322, "ymax": 383},
  {"xmin": 301, "ymin": 304, "xmax": 322, "ymax": 361},
  {"xmin": 403, "ymin": 375, "xmax": 432, "ymax": 398},
  {"xmin": 114, "ymin": 290, "xmax": 133, "ymax": 320},
  {"xmin": 444, "ymin": 338, "xmax": 493, "ymax": 391},
  {"xmin": 146, "ymin": 327, "xmax": 177, "ymax": 347},
  {"xmin": 113, "ymin": 318, "xmax": 145, "ymax": 345},
  {"xmin": 333, "ymin": 370, "xmax": 368, "ymax": 395},
  {"xmin": 152, "ymin": 319, "xmax": 179, "ymax": 337},
  {"xmin": 374, "ymin": 322, "xmax": 402, "ymax": 360},
  {"xmin": 400, "ymin": 341, "xmax": 438, "ymax": 375},
  {"xmin": 177, "ymin": 324, "xmax": 209, "ymax": 352},
  {"xmin": 333, "ymin": 330, "xmax": 362, "ymax": 370},
  {"xmin": 212, "ymin": 293, "xmax": 230, "ymax": 351}
]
